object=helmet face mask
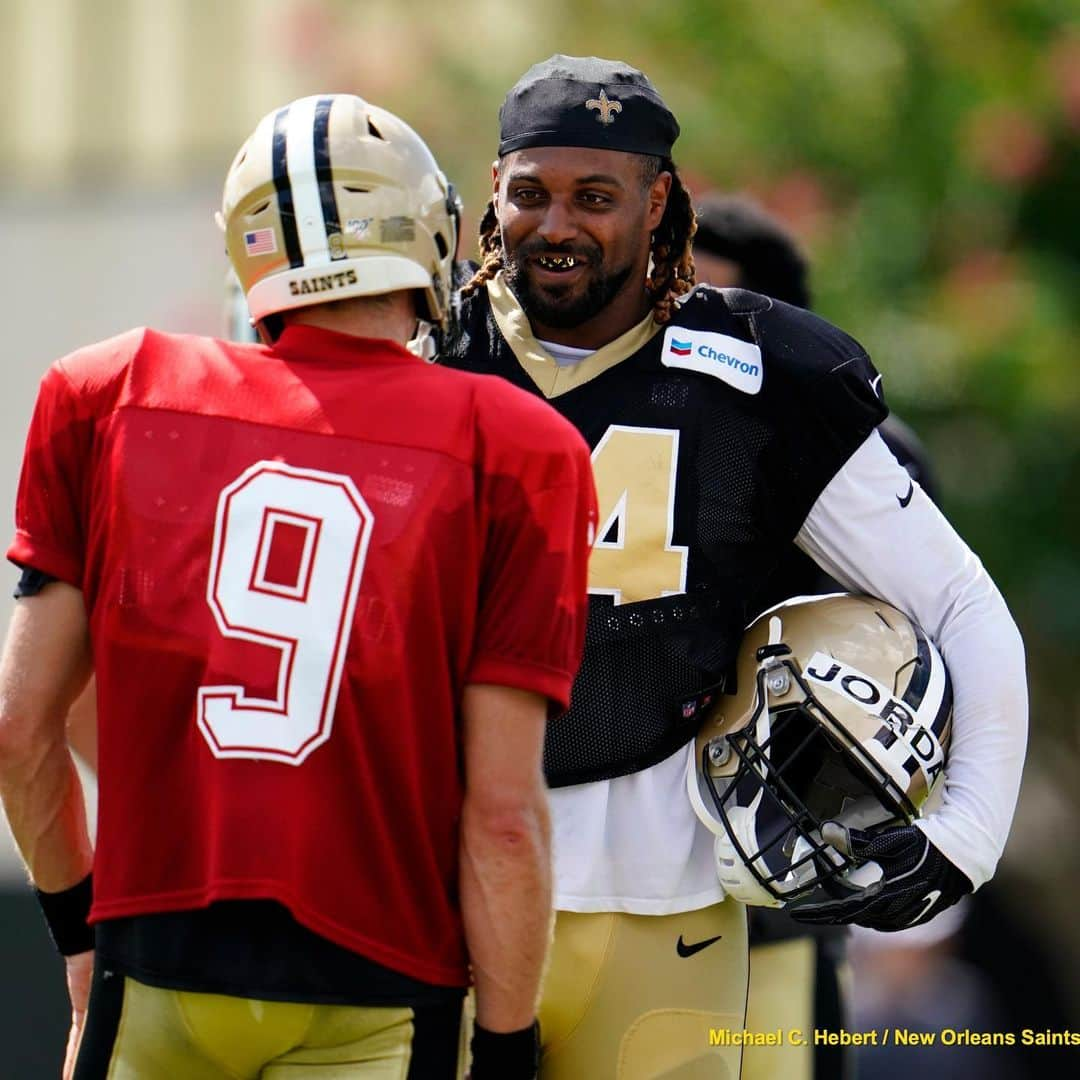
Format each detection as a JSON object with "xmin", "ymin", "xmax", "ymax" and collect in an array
[
  {"xmin": 220, "ymin": 95, "xmax": 459, "ymax": 340},
  {"xmin": 688, "ymin": 594, "xmax": 952, "ymax": 909}
]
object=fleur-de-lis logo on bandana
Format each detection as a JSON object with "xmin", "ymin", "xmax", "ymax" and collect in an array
[{"xmin": 586, "ymin": 88, "xmax": 622, "ymax": 125}]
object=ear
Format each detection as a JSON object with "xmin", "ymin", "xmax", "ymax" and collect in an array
[
  {"xmin": 647, "ymin": 170, "xmax": 673, "ymax": 232},
  {"xmin": 491, "ymin": 159, "xmax": 501, "ymax": 207}
]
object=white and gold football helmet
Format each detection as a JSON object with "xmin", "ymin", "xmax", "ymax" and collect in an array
[
  {"xmin": 687, "ymin": 594, "xmax": 952, "ymax": 909},
  {"xmin": 220, "ymin": 94, "xmax": 460, "ymax": 342}
]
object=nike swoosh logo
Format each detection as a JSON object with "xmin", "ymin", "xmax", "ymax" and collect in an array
[
  {"xmin": 907, "ymin": 890, "xmax": 942, "ymax": 927},
  {"xmin": 676, "ymin": 933, "xmax": 723, "ymax": 958},
  {"xmin": 897, "ymin": 481, "xmax": 914, "ymax": 508},
  {"xmin": 869, "ymin": 374, "xmax": 883, "ymax": 397}
]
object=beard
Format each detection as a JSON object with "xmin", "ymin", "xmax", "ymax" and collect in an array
[{"xmin": 503, "ymin": 239, "xmax": 636, "ymax": 330}]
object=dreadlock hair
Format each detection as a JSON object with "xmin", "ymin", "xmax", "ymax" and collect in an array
[
  {"xmin": 460, "ymin": 199, "xmax": 503, "ymax": 300},
  {"xmin": 643, "ymin": 156, "xmax": 697, "ymax": 323},
  {"xmin": 460, "ymin": 156, "xmax": 698, "ymax": 324}
]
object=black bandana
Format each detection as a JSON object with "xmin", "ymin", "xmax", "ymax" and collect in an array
[{"xmin": 498, "ymin": 54, "xmax": 679, "ymax": 159}]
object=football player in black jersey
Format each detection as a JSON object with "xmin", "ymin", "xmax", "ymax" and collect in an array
[{"xmin": 445, "ymin": 54, "xmax": 1027, "ymax": 1080}]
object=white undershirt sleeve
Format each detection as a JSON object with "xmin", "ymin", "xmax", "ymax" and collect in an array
[{"xmin": 795, "ymin": 430, "xmax": 1028, "ymax": 890}]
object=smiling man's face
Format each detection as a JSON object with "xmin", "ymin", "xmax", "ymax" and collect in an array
[{"xmin": 494, "ymin": 146, "xmax": 670, "ymax": 347}]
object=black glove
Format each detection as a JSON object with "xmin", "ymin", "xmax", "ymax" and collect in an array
[
  {"xmin": 788, "ymin": 822, "xmax": 974, "ymax": 931},
  {"xmin": 470, "ymin": 1021, "xmax": 540, "ymax": 1080}
]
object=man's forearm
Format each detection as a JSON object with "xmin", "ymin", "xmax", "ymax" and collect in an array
[
  {"xmin": 0, "ymin": 729, "xmax": 92, "ymax": 891},
  {"xmin": 0, "ymin": 584, "xmax": 94, "ymax": 893},
  {"xmin": 460, "ymin": 797, "xmax": 552, "ymax": 1032},
  {"xmin": 795, "ymin": 433, "xmax": 1028, "ymax": 888}
]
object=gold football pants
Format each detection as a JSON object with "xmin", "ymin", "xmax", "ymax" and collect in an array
[
  {"xmin": 73, "ymin": 965, "xmax": 463, "ymax": 1079},
  {"xmin": 536, "ymin": 902, "xmax": 749, "ymax": 1079},
  {"xmin": 740, "ymin": 938, "xmax": 816, "ymax": 1080}
]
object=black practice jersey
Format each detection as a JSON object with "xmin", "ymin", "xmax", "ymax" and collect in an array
[{"xmin": 443, "ymin": 275, "xmax": 887, "ymax": 786}]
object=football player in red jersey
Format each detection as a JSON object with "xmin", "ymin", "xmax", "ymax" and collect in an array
[
  {"xmin": 443, "ymin": 55, "xmax": 1027, "ymax": 1078},
  {"xmin": 0, "ymin": 94, "xmax": 596, "ymax": 1080}
]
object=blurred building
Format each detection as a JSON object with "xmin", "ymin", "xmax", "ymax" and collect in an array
[{"xmin": 0, "ymin": 0, "xmax": 304, "ymax": 188}]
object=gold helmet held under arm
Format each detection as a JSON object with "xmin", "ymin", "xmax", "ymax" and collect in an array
[{"xmin": 687, "ymin": 593, "xmax": 953, "ymax": 909}]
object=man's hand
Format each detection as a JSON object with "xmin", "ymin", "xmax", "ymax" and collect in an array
[
  {"xmin": 62, "ymin": 949, "xmax": 94, "ymax": 1080},
  {"xmin": 789, "ymin": 823, "xmax": 973, "ymax": 931}
]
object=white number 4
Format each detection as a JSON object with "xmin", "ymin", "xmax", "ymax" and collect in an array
[{"xmin": 197, "ymin": 461, "xmax": 374, "ymax": 765}]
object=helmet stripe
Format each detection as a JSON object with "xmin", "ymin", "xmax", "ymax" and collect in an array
[
  {"xmin": 313, "ymin": 96, "xmax": 345, "ymax": 260},
  {"xmin": 906, "ymin": 622, "xmax": 951, "ymax": 739},
  {"xmin": 285, "ymin": 96, "xmax": 331, "ymax": 266},
  {"xmin": 271, "ymin": 106, "xmax": 304, "ymax": 269},
  {"xmin": 901, "ymin": 623, "xmax": 932, "ymax": 712},
  {"xmin": 931, "ymin": 668, "xmax": 953, "ymax": 741}
]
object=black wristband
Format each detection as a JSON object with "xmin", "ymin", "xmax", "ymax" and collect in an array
[
  {"xmin": 35, "ymin": 873, "xmax": 94, "ymax": 956},
  {"xmin": 470, "ymin": 1020, "xmax": 540, "ymax": 1080}
]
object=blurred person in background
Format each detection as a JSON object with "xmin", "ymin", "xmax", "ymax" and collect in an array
[
  {"xmin": 0, "ymin": 93, "xmax": 596, "ymax": 1079},
  {"xmin": 444, "ymin": 53, "xmax": 1027, "ymax": 1079},
  {"xmin": 849, "ymin": 905, "xmax": 1027, "ymax": 1080},
  {"xmin": 694, "ymin": 193, "xmax": 939, "ymax": 501}
]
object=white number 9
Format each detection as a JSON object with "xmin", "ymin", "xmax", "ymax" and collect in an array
[{"xmin": 197, "ymin": 461, "xmax": 374, "ymax": 765}]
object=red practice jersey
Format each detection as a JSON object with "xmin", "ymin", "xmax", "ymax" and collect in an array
[{"xmin": 9, "ymin": 324, "xmax": 596, "ymax": 986}]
